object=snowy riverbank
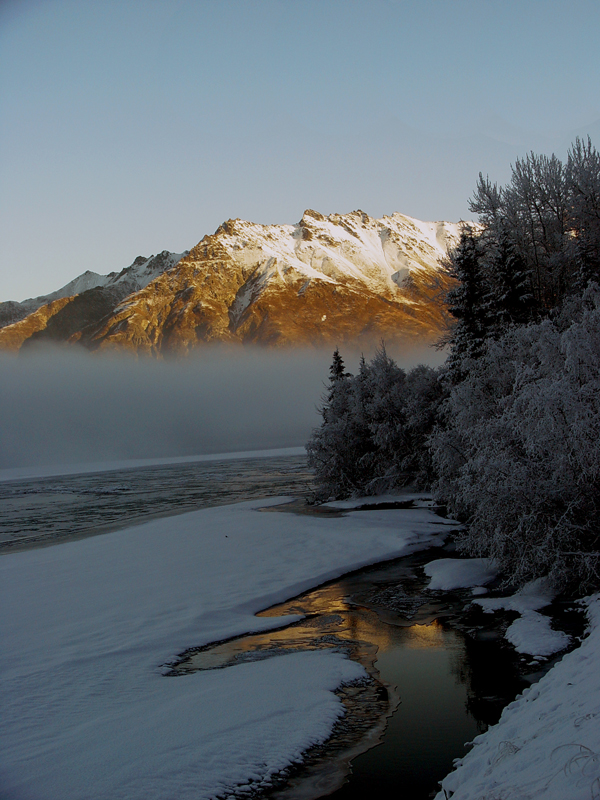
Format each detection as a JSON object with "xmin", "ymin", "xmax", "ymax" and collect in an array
[
  {"xmin": 2, "ymin": 493, "xmax": 598, "ymax": 800},
  {"xmin": 435, "ymin": 593, "xmax": 600, "ymax": 800},
  {"xmin": 0, "ymin": 496, "xmax": 454, "ymax": 800},
  {"xmin": 419, "ymin": 557, "xmax": 600, "ymax": 798}
]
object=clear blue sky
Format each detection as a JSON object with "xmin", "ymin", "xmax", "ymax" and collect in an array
[{"xmin": 1, "ymin": 0, "xmax": 599, "ymax": 300}]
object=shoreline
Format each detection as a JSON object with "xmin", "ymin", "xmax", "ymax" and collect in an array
[{"xmin": 165, "ymin": 525, "xmax": 582, "ymax": 800}]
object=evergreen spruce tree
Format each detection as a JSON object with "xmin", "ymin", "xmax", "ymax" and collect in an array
[
  {"xmin": 324, "ymin": 348, "xmax": 350, "ymax": 418},
  {"xmin": 483, "ymin": 223, "xmax": 536, "ymax": 334},
  {"xmin": 444, "ymin": 228, "xmax": 488, "ymax": 380},
  {"xmin": 306, "ymin": 349, "xmax": 361, "ymax": 500}
]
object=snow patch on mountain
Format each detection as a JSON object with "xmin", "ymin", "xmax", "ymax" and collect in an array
[
  {"xmin": 191, "ymin": 210, "xmax": 464, "ymax": 302},
  {"xmin": 0, "ymin": 251, "xmax": 187, "ymax": 328}
]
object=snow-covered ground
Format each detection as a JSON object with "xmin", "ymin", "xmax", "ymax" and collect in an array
[
  {"xmin": 0, "ymin": 497, "xmax": 453, "ymax": 800},
  {"xmin": 424, "ymin": 560, "xmax": 600, "ymax": 800},
  {"xmin": 435, "ymin": 594, "xmax": 600, "ymax": 800},
  {"xmin": 3, "ymin": 493, "xmax": 598, "ymax": 800}
]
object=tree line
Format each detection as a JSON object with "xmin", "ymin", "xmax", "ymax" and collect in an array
[{"xmin": 307, "ymin": 138, "xmax": 600, "ymax": 592}]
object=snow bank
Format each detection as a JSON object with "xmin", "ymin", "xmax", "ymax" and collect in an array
[
  {"xmin": 424, "ymin": 557, "xmax": 497, "ymax": 590},
  {"xmin": 423, "ymin": 564, "xmax": 570, "ymax": 657},
  {"xmin": 323, "ymin": 493, "xmax": 435, "ymax": 509},
  {"xmin": 474, "ymin": 577, "xmax": 570, "ymax": 658},
  {"xmin": 505, "ymin": 611, "xmax": 571, "ymax": 657},
  {"xmin": 436, "ymin": 594, "xmax": 600, "ymax": 800},
  {"xmin": 475, "ymin": 577, "xmax": 557, "ymax": 615},
  {"xmin": 0, "ymin": 498, "xmax": 451, "ymax": 800}
]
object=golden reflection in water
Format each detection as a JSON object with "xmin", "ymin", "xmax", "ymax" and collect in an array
[
  {"xmin": 182, "ymin": 582, "xmax": 448, "ymax": 673},
  {"xmin": 261, "ymin": 585, "xmax": 350, "ymax": 618},
  {"xmin": 335, "ymin": 608, "xmax": 394, "ymax": 653},
  {"xmin": 403, "ymin": 619, "xmax": 445, "ymax": 649},
  {"xmin": 263, "ymin": 586, "xmax": 396, "ymax": 653}
]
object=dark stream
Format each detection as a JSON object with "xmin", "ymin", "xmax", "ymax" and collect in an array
[{"xmin": 170, "ymin": 546, "xmax": 532, "ymax": 800}]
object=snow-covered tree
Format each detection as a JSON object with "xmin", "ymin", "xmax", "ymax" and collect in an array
[
  {"xmin": 464, "ymin": 138, "xmax": 600, "ymax": 319},
  {"xmin": 482, "ymin": 223, "xmax": 535, "ymax": 332},
  {"xmin": 322, "ymin": 347, "xmax": 351, "ymax": 421},
  {"xmin": 306, "ymin": 349, "xmax": 358, "ymax": 500},
  {"xmin": 401, "ymin": 364, "xmax": 447, "ymax": 486},
  {"xmin": 430, "ymin": 285, "xmax": 600, "ymax": 590},
  {"xmin": 566, "ymin": 137, "xmax": 600, "ymax": 289},
  {"xmin": 307, "ymin": 346, "xmax": 446, "ymax": 499}
]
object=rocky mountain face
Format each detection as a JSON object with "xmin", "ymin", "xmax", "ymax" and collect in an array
[
  {"xmin": 0, "ymin": 210, "xmax": 464, "ymax": 355},
  {"xmin": 0, "ymin": 251, "xmax": 186, "ymax": 351}
]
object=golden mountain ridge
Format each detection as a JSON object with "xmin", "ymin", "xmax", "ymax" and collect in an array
[{"xmin": 0, "ymin": 210, "xmax": 464, "ymax": 356}]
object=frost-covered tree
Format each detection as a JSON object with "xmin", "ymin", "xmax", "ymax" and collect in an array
[
  {"xmin": 470, "ymin": 152, "xmax": 570, "ymax": 309},
  {"xmin": 401, "ymin": 364, "xmax": 447, "ymax": 486},
  {"xmin": 482, "ymin": 223, "xmax": 535, "ymax": 332},
  {"xmin": 357, "ymin": 346, "xmax": 407, "ymax": 494},
  {"xmin": 566, "ymin": 137, "xmax": 600, "ymax": 289},
  {"xmin": 464, "ymin": 138, "xmax": 600, "ymax": 319},
  {"xmin": 440, "ymin": 137, "xmax": 600, "ymax": 385},
  {"xmin": 307, "ymin": 346, "xmax": 446, "ymax": 500},
  {"xmin": 430, "ymin": 285, "xmax": 600, "ymax": 591},
  {"xmin": 306, "ymin": 349, "xmax": 359, "ymax": 500},
  {"xmin": 322, "ymin": 347, "xmax": 351, "ymax": 422},
  {"xmin": 307, "ymin": 351, "xmax": 384, "ymax": 500}
]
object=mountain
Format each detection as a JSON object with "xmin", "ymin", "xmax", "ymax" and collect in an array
[
  {"xmin": 0, "ymin": 251, "xmax": 187, "ymax": 351},
  {"xmin": 0, "ymin": 210, "xmax": 464, "ymax": 355}
]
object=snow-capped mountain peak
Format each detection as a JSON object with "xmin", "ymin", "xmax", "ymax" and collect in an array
[
  {"xmin": 0, "ymin": 210, "xmax": 466, "ymax": 355},
  {"xmin": 0, "ymin": 251, "xmax": 187, "ymax": 330}
]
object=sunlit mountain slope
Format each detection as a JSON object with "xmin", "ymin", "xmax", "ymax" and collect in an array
[{"xmin": 0, "ymin": 210, "xmax": 465, "ymax": 355}]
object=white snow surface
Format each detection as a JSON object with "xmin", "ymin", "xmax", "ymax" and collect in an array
[
  {"xmin": 435, "ymin": 594, "xmax": 600, "ymax": 800},
  {"xmin": 424, "ymin": 557, "xmax": 498, "ymax": 590},
  {"xmin": 472, "ymin": 578, "xmax": 571, "ymax": 658},
  {"xmin": 505, "ymin": 611, "xmax": 571, "ymax": 657},
  {"xmin": 0, "ymin": 497, "xmax": 452, "ymax": 800},
  {"xmin": 196, "ymin": 210, "xmax": 467, "ymax": 305},
  {"xmin": 323, "ymin": 493, "xmax": 444, "ymax": 509},
  {"xmin": 475, "ymin": 577, "xmax": 557, "ymax": 615}
]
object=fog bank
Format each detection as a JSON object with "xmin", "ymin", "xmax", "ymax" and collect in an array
[{"xmin": 0, "ymin": 344, "xmax": 443, "ymax": 470}]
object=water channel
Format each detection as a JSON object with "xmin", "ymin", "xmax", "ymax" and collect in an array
[{"xmin": 169, "ymin": 539, "xmax": 536, "ymax": 800}]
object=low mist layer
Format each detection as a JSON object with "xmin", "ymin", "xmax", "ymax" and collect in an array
[{"xmin": 0, "ymin": 344, "xmax": 442, "ymax": 470}]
